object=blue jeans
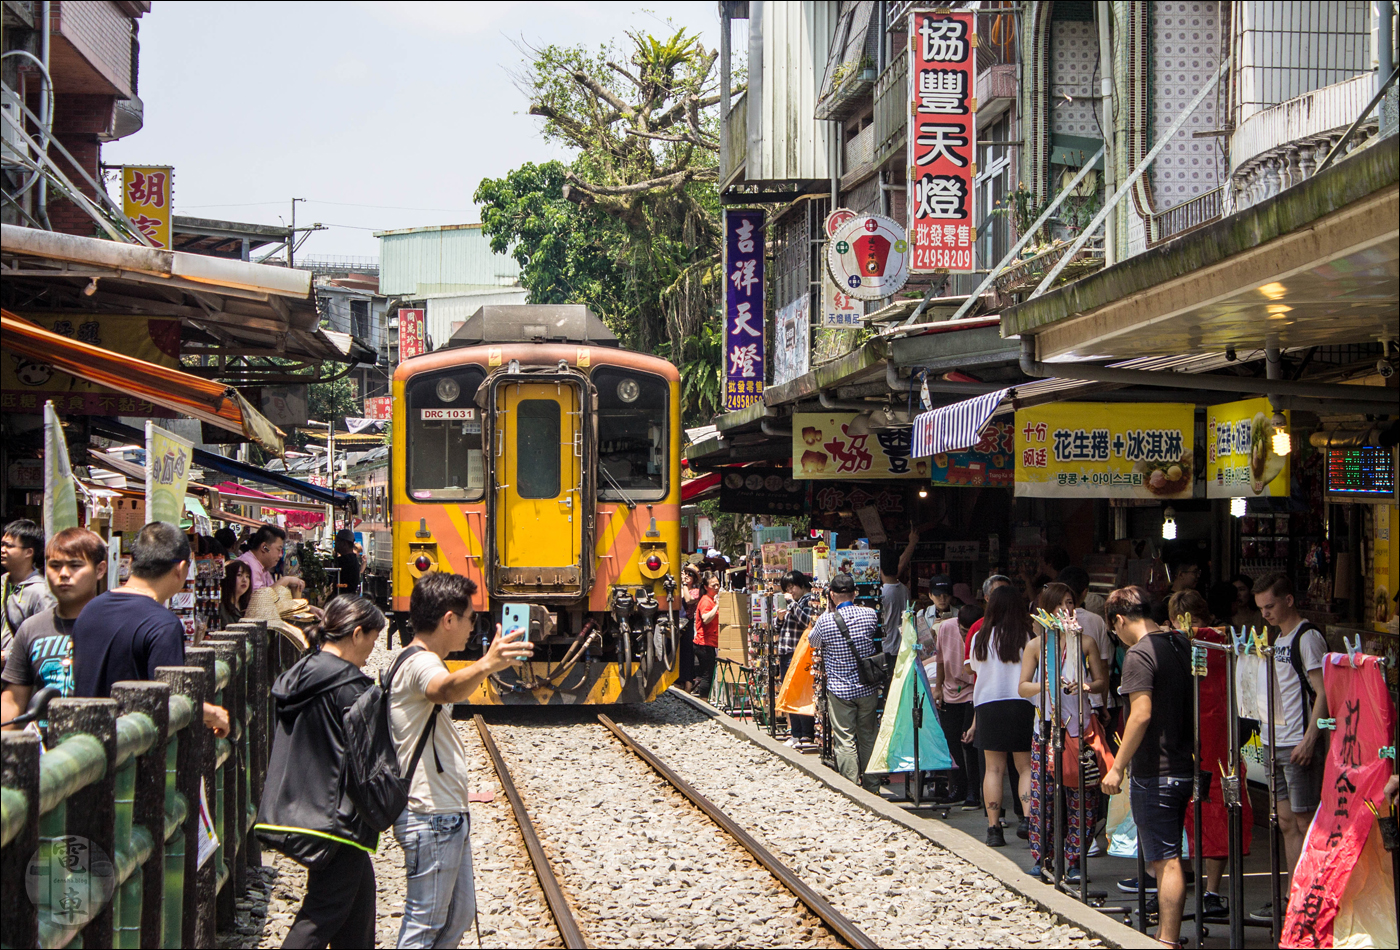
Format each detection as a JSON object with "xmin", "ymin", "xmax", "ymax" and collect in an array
[{"xmin": 392, "ymin": 811, "xmax": 475, "ymax": 949}]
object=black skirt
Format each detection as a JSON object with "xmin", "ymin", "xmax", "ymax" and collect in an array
[{"xmin": 974, "ymin": 698, "xmax": 1034, "ymax": 752}]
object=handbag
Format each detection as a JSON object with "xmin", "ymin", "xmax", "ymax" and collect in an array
[
  {"xmin": 832, "ymin": 609, "xmax": 889, "ymax": 689},
  {"xmin": 1056, "ymin": 712, "xmax": 1114, "ymax": 789}
]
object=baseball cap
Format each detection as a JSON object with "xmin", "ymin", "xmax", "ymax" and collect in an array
[
  {"xmin": 930, "ymin": 574, "xmax": 953, "ymax": 594},
  {"xmin": 829, "ymin": 573, "xmax": 857, "ymax": 594}
]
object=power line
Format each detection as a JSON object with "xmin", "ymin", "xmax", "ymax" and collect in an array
[{"xmin": 179, "ymin": 198, "xmax": 477, "ymax": 212}]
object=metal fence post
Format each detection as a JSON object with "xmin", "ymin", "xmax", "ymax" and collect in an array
[
  {"xmin": 111, "ymin": 681, "xmax": 170, "ymax": 949},
  {"xmin": 157, "ymin": 659, "xmax": 213, "ymax": 950},
  {"xmin": 1, "ymin": 730, "xmax": 41, "ymax": 949},
  {"xmin": 47, "ymin": 697, "xmax": 119, "ymax": 950}
]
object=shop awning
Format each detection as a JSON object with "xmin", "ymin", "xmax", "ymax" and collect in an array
[
  {"xmin": 213, "ymin": 482, "xmax": 327, "ymax": 528},
  {"xmin": 89, "ymin": 417, "xmax": 354, "ymax": 509},
  {"xmin": 4, "ymin": 309, "xmax": 285, "ymax": 453},
  {"xmin": 681, "ymin": 471, "xmax": 721, "ymax": 503},
  {"xmin": 911, "ymin": 388, "xmax": 1011, "ymax": 458}
]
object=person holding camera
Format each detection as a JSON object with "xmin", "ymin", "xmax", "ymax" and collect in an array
[{"xmin": 807, "ymin": 573, "xmax": 882, "ymax": 794}]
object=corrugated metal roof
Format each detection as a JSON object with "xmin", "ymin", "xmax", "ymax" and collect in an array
[
  {"xmin": 747, "ymin": 0, "xmax": 834, "ymax": 182},
  {"xmin": 424, "ymin": 288, "xmax": 530, "ymax": 349},
  {"xmin": 377, "ymin": 224, "xmax": 522, "ymax": 296}
]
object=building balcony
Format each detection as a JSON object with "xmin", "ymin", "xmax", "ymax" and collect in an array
[
  {"xmin": 873, "ymin": 47, "xmax": 908, "ymax": 166},
  {"xmin": 975, "ymin": 63, "xmax": 1017, "ymax": 129},
  {"xmin": 720, "ymin": 89, "xmax": 747, "ymax": 189},
  {"xmin": 1228, "ymin": 73, "xmax": 1380, "ymax": 213}
]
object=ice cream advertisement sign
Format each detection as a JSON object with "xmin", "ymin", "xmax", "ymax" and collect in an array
[
  {"xmin": 1013, "ymin": 403, "xmax": 1196, "ymax": 499},
  {"xmin": 1206, "ymin": 397, "xmax": 1290, "ymax": 498}
]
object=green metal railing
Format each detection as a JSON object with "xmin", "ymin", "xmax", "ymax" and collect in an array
[{"xmin": 1, "ymin": 620, "xmax": 275, "ymax": 949}]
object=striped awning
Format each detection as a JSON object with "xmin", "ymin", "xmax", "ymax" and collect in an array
[{"xmin": 911, "ymin": 388, "xmax": 1010, "ymax": 458}]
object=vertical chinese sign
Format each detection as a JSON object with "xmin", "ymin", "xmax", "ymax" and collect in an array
[
  {"xmin": 908, "ymin": 10, "xmax": 976, "ymax": 273},
  {"xmin": 145, "ymin": 420, "xmax": 192, "ymax": 525},
  {"xmin": 398, "ymin": 308, "xmax": 426, "ymax": 360},
  {"xmin": 723, "ymin": 209, "xmax": 765, "ymax": 411},
  {"xmin": 122, "ymin": 166, "xmax": 173, "ymax": 248}
]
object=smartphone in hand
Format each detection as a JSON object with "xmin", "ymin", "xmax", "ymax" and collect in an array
[{"xmin": 502, "ymin": 603, "xmax": 531, "ymax": 642}]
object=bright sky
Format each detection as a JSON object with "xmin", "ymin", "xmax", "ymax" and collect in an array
[{"xmin": 102, "ymin": 2, "xmax": 724, "ymax": 260}]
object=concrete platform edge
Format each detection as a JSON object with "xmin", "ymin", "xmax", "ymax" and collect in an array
[{"xmin": 667, "ymin": 687, "xmax": 1158, "ymax": 950}]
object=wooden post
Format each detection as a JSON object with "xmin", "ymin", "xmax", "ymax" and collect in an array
[
  {"xmin": 157, "ymin": 659, "xmax": 213, "ymax": 950},
  {"xmin": 226, "ymin": 619, "xmax": 270, "ymax": 869},
  {"xmin": 110, "ymin": 681, "xmax": 170, "ymax": 949},
  {"xmin": 208, "ymin": 628, "xmax": 252, "ymax": 885},
  {"xmin": 46, "ymin": 698, "xmax": 118, "ymax": 950},
  {"xmin": 1, "ymin": 731, "xmax": 41, "ymax": 949},
  {"xmin": 206, "ymin": 638, "xmax": 241, "ymax": 927}
]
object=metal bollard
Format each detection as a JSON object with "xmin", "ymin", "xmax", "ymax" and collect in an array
[{"xmin": 111, "ymin": 681, "xmax": 171, "ymax": 949}]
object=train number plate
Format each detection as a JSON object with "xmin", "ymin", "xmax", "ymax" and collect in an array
[{"xmin": 421, "ymin": 408, "xmax": 476, "ymax": 420}]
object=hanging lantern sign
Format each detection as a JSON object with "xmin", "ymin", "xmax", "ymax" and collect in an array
[{"xmin": 826, "ymin": 213, "xmax": 910, "ymax": 301}]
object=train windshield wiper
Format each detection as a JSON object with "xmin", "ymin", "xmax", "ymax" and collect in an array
[{"xmin": 599, "ymin": 465, "xmax": 637, "ymax": 509}]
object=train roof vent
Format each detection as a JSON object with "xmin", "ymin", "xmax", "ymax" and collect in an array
[{"xmin": 447, "ymin": 305, "xmax": 619, "ymax": 348}]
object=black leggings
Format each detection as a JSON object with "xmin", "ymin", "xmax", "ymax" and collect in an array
[
  {"xmin": 938, "ymin": 701, "xmax": 974, "ymax": 798},
  {"xmin": 282, "ymin": 843, "xmax": 376, "ymax": 949},
  {"xmin": 693, "ymin": 644, "xmax": 717, "ymax": 696}
]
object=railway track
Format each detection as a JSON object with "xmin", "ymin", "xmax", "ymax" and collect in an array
[{"xmin": 474, "ymin": 713, "xmax": 878, "ymax": 950}]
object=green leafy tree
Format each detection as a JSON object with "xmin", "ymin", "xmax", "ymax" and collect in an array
[{"xmin": 478, "ymin": 27, "xmax": 726, "ymax": 421}]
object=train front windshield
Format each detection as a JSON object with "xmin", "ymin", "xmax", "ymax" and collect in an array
[
  {"xmin": 594, "ymin": 367, "xmax": 667, "ymax": 501},
  {"xmin": 407, "ymin": 367, "xmax": 487, "ymax": 500}
]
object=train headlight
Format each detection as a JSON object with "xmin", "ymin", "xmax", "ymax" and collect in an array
[
  {"xmin": 617, "ymin": 378, "xmax": 640, "ymax": 403},
  {"xmin": 436, "ymin": 378, "xmax": 461, "ymax": 402}
]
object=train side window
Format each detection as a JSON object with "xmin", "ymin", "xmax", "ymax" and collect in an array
[
  {"xmin": 407, "ymin": 367, "xmax": 486, "ymax": 501},
  {"xmin": 594, "ymin": 368, "xmax": 667, "ymax": 501},
  {"xmin": 515, "ymin": 399, "xmax": 561, "ymax": 498}
]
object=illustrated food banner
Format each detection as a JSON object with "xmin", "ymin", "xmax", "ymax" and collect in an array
[
  {"xmin": 1206, "ymin": 397, "xmax": 1290, "ymax": 498},
  {"xmin": 928, "ymin": 420, "xmax": 1014, "ymax": 487},
  {"xmin": 792, "ymin": 412, "xmax": 927, "ymax": 480},
  {"xmin": 1014, "ymin": 402, "xmax": 1195, "ymax": 498}
]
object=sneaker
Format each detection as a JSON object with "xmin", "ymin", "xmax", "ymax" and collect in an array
[
  {"xmin": 1086, "ymin": 839, "xmax": 1102, "ymax": 857},
  {"xmin": 1141, "ymin": 895, "xmax": 1159, "ymax": 924},
  {"xmin": 1249, "ymin": 902, "xmax": 1274, "ymax": 923},
  {"xmin": 961, "ymin": 798, "xmax": 982, "ymax": 810},
  {"xmin": 1016, "ymin": 817, "xmax": 1031, "ymax": 840},
  {"xmin": 1117, "ymin": 875, "xmax": 1158, "ymax": 894},
  {"xmin": 985, "ymin": 825, "xmax": 1007, "ymax": 847},
  {"xmin": 1063, "ymin": 864, "xmax": 1085, "ymax": 885},
  {"xmin": 783, "ymin": 737, "xmax": 799, "ymax": 749},
  {"xmin": 1202, "ymin": 892, "xmax": 1228, "ymax": 921}
]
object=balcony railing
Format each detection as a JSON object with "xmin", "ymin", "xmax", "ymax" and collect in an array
[
  {"xmin": 843, "ymin": 122, "xmax": 875, "ymax": 180},
  {"xmin": 873, "ymin": 47, "xmax": 908, "ymax": 165},
  {"xmin": 1148, "ymin": 187, "xmax": 1224, "ymax": 247}
]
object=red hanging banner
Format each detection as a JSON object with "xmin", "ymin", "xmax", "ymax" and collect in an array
[
  {"xmin": 908, "ymin": 8, "xmax": 977, "ymax": 273},
  {"xmin": 1281, "ymin": 653, "xmax": 1396, "ymax": 948}
]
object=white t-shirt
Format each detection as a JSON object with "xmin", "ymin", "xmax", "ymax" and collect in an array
[
  {"xmin": 965, "ymin": 626, "xmax": 1028, "ymax": 706},
  {"xmin": 1076, "ymin": 607, "xmax": 1113, "ymax": 709},
  {"xmin": 1266, "ymin": 621, "xmax": 1327, "ymax": 748},
  {"xmin": 389, "ymin": 649, "xmax": 470, "ymax": 814}
]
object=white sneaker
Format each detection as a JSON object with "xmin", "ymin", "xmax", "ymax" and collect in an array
[
  {"xmin": 1087, "ymin": 839, "xmax": 1102, "ymax": 857},
  {"xmin": 784, "ymin": 737, "xmax": 800, "ymax": 749}
]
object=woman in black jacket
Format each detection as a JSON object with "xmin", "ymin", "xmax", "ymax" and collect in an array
[{"xmin": 255, "ymin": 595, "xmax": 384, "ymax": 949}]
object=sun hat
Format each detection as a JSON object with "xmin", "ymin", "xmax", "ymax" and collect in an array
[{"xmin": 245, "ymin": 587, "xmax": 309, "ymax": 649}]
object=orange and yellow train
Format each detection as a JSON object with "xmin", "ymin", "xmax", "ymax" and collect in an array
[{"xmin": 378, "ymin": 305, "xmax": 681, "ymax": 705}]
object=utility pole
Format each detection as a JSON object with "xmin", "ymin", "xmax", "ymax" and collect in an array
[{"xmin": 289, "ymin": 197, "xmax": 305, "ymax": 266}]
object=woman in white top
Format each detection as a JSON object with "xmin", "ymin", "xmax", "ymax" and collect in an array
[
  {"xmin": 1019, "ymin": 582, "xmax": 1108, "ymax": 878},
  {"xmin": 963, "ymin": 584, "xmax": 1036, "ymax": 848}
]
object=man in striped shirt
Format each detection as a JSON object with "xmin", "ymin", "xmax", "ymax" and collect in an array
[{"xmin": 808, "ymin": 573, "xmax": 881, "ymax": 793}]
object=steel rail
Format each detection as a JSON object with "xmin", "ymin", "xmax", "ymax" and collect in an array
[
  {"xmin": 472, "ymin": 715, "xmax": 588, "ymax": 950},
  {"xmin": 597, "ymin": 714, "xmax": 879, "ymax": 950}
]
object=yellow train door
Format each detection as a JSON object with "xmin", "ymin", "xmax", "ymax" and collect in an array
[{"xmin": 493, "ymin": 379, "xmax": 584, "ymax": 595}]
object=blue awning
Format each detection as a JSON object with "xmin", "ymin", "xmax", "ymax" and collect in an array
[{"xmin": 90, "ymin": 418, "xmax": 356, "ymax": 510}]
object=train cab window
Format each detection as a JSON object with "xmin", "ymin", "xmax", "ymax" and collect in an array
[
  {"xmin": 515, "ymin": 400, "xmax": 561, "ymax": 498},
  {"xmin": 594, "ymin": 367, "xmax": 667, "ymax": 501},
  {"xmin": 407, "ymin": 367, "xmax": 486, "ymax": 501}
]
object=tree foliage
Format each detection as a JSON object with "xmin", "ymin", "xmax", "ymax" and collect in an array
[{"xmin": 476, "ymin": 28, "xmax": 726, "ymax": 425}]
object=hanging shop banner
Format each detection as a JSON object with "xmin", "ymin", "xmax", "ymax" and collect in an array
[
  {"xmin": 1205, "ymin": 397, "xmax": 1290, "ymax": 498},
  {"xmin": 826, "ymin": 214, "xmax": 910, "ymax": 301},
  {"xmin": 821, "ymin": 270, "xmax": 863, "ymax": 327},
  {"xmin": 1013, "ymin": 403, "xmax": 1195, "ymax": 498},
  {"xmin": 719, "ymin": 468, "xmax": 807, "ymax": 516},
  {"xmin": 772, "ymin": 295, "xmax": 810, "ymax": 386},
  {"xmin": 146, "ymin": 421, "xmax": 193, "ymax": 526},
  {"xmin": 928, "ymin": 420, "xmax": 1015, "ymax": 487},
  {"xmin": 1281, "ymin": 655, "xmax": 1395, "ymax": 948},
  {"xmin": 723, "ymin": 209, "xmax": 766, "ymax": 410},
  {"xmin": 1, "ymin": 314, "xmax": 182, "ymax": 416},
  {"xmin": 908, "ymin": 9, "xmax": 976, "ymax": 273},
  {"xmin": 43, "ymin": 401, "xmax": 79, "ymax": 538},
  {"xmin": 122, "ymin": 165, "xmax": 173, "ymax": 248},
  {"xmin": 792, "ymin": 413, "xmax": 929, "ymax": 480},
  {"xmin": 828, "ymin": 548, "xmax": 882, "ymax": 584},
  {"xmin": 398, "ymin": 309, "xmax": 427, "ymax": 359},
  {"xmin": 364, "ymin": 396, "xmax": 392, "ymax": 421}
]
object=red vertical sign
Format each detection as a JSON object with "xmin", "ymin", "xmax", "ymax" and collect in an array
[
  {"xmin": 908, "ymin": 10, "xmax": 977, "ymax": 273},
  {"xmin": 398, "ymin": 308, "xmax": 426, "ymax": 359}
]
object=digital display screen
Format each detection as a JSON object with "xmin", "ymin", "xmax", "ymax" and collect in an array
[{"xmin": 1326, "ymin": 447, "xmax": 1398, "ymax": 502}]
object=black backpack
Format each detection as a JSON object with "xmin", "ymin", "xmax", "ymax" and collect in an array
[
  {"xmin": 1287, "ymin": 623, "xmax": 1323, "ymax": 719},
  {"xmin": 342, "ymin": 646, "xmax": 441, "ymax": 833}
]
